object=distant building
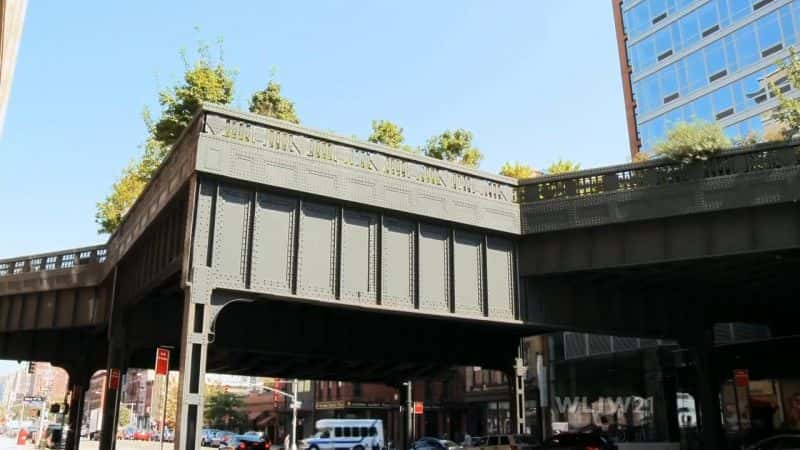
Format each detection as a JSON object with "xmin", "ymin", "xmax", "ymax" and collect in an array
[
  {"xmin": 613, "ymin": 0, "xmax": 800, "ymax": 156},
  {"xmin": 0, "ymin": 0, "xmax": 26, "ymax": 137}
]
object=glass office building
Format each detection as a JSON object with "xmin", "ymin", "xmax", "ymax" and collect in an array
[{"xmin": 613, "ymin": 0, "xmax": 800, "ymax": 155}]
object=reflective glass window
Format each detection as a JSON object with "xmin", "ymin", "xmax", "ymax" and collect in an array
[
  {"xmin": 655, "ymin": 28, "xmax": 673, "ymax": 59},
  {"xmin": 682, "ymin": 103, "xmax": 695, "ymax": 122},
  {"xmin": 724, "ymin": 36, "xmax": 738, "ymax": 73},
  {"xmin": 664, "ymin": 108, "xmax": 683, "ymax": 129},
  {"xmin": 644, "ymin": 75, "xmax": 663, "ymax": 113},
  {"xmin": 676, "ymin": 60, "xmax": 689, "ymax": 95},
  {"xmin": 717, "ymin": 0, "xmax": 731, "ymax": 27},
  {"xmin": 712, "ymin": 85, "xmax": 734, "ymax": 116},
  {"xmin": 693, "ymin": 95, "xmax": 714, "ymax": 122},
  {"xmin": 680, "ymin": 13, "xmax": 701, "ymax": 47},
  {"xmin": 698, "ymin": 2, "xmax": 720, "ymax": 34},
  {"xmin": 650, "ymin": 0, "xmax": 668, "ymax": 21},
  {"xmin": 676, "ymin": 0, "xmax": 693, "ymax": 8},
  {"xmin": 660, "ymin": 65, "xmax": 679, "ymax": 100},
  {"xmin": 748, "ymin": 116, "xmax": 764, "ymax": 135},
  {"xmin": 780, "ymin": 5, "xmax": 797, "ymax": 46},
  {"xmin": 741, "ymin": 70, "xmax": 767, "ymax": 107},
  {"xmin": 732, "ymin": 80, "xmax": 746, "ymax": 111},
  {"xmin": 704, "ymin": 40, "xmax": 727, "ymax": 79},
  {"xmin": 733, "ymin": 25, "xmax": 759, "ymax": 67},
  {"xmin": 729, "ymin": 0, "xmax": 751, "ymax": 21},
  {"xmin": 671, "ymin": 23, "xmax": 684, "ymax": 53},
  {"xmin": 631, "ymin": 3, "xmax": 652, "ymax": 38},
  {"xmin": 757, "ymin": 12, "xmax": 782, "ymax": 54},
  {"xmin": 652, "ymin": 116, "xmax": 667, "ymax": 143},
  {"xmin": 635, "ymin": 38, "xmax": 657, "ymax": 71},
  {"xmin": 724, "ymin": 123, "xmax": 741, "ymax": 140},
  {"xmin": 685, "ymin": 51, "xmax": 708, "ymax": 91}
]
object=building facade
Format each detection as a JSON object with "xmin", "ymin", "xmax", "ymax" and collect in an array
[{"xmin": 613, "ymin": 0, "xmax": 800, "ymax": 155}]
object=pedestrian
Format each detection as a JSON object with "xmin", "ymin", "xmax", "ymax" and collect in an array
[{"xmin": 284, "ymin": 432, "xmax": 291, "ymax": 450}]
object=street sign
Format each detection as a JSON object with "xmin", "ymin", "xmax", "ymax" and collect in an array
[
  {"xmin": 291, "ymin": 401, "xmax": 302, "ymax": 409},
  {"xmin": 413, "ymin": 402, "xmax": 424, "ymax": 415},
  {"xmin": 155, "ymin": 347, "xmax": 170, "ymax": 375},
  {"xmin": 108, "ymin": 369, "xmax": 121, "ymax": 390},
  {"xmin": 23, "ymin": 396, "xmax": 44, "ymax": 403}
]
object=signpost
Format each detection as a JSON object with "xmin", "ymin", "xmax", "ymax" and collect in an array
[
  {"xmin": 108, "ymin": 369, "xmax": 120, "ymax": 390},
  {"xmin": 156, "ymin": 347, "xmax": 171, "ymax": 450}
]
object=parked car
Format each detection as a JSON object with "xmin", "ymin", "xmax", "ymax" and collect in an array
[
  {"xmin": 118, "ymin": 426, "xmax": 136, "ymax": 440},
  {"xmin": 213, "ymin": 431, "xmax": 237, "ymax": 447},
  {"xmin": 746, "ymin": 434, "xmax": 800, "ymax": 450},
  {"xmin": 411, "ymin": 437, "xmax": 450, "ymax": 450},
  {"xmin": 202, "ymin": 429, "xmax": 223, "ymax": 446},
  {"xmin": 221, "ymin": 434, "xmax": 271, "ymax": 450},
  {"xmin": 468, "ymin": 435, "xmax": 538, "ymax": 450},
  {"xmin": 538, "ymin": 432, "xmax": 616, "ymax": 450},
  {"xmin": 133, "ymin": 429, "xmax": 152, "ymax": 441},
  {"xmin": 440, "ymin": 440, "xmax": 463, "ymax": 450}
]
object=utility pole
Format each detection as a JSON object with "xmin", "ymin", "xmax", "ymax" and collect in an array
[{"xmin": 261, "ymin": 380, "xmax": 301, "ymax": 450}]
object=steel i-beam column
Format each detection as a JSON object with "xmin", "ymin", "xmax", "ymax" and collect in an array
[
  {"xmin": 508, "ymin": 350, "xmax": 527, "ymax": 435},
  {"xmin": 174, "ymin": 283, "xmax": 211, "ymax": 450},
  {"xmin": 66, "ymin": 382, "xmax": 88, "ymax": 450},
  {"xmin": 690, "ymin": 335, "xmax": 724, "ymax": 450},
  {"xmin": 99, "ymin": 340, "xmax": 126, "ymax": 450}
]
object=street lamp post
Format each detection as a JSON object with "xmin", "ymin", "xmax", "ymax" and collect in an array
[{"xmin": 262, "ymin": 379, "xmax": 301, "ymax": 450}]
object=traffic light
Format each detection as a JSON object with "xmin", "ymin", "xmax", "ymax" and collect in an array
[{"xmin": 27, "ymin": 362, "xmax": 35, "ymax": 374}]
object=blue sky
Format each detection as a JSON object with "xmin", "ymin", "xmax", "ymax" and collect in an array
[{"xmin": 0, "ymin": 2, "xmax": 627, "ymax": 371}]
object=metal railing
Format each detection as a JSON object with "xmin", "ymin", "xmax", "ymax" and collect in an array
[
  {"xmin": 518, "ymin": 140, "xmax": 800, "ymax": 203},
  {"xmin": 0, "ymin": 245, "xmax": 107, "ymax": 277}
]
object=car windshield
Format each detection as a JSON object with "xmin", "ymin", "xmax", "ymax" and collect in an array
[{"xmin": 239, "ymin": 435, "xmax": 263, "ymax": 442}]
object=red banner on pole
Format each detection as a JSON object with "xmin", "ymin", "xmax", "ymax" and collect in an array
[
  {"xmin": 734, "ymin": 369, "xmax": 749, "ymax": 387},
  {"xmin": 413, "ymin": 402, "xmax": 424, "ymax": 415},
  {"xmin": 155, "ymin": 347, "xmax": 170, "ymax": 375},
  {"xmin": 108, "ymin": 369, "xmax": 120, "ymax": 390}
]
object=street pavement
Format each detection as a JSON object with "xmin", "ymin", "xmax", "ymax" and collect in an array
[{"xmin": 0, "ymin": 436, "xmax": 170, "ymax": 450}]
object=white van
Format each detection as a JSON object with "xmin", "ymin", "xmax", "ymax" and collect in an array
[{"xmin": 302, "ymin": 419, "xmax": 385, "ymax": 450}]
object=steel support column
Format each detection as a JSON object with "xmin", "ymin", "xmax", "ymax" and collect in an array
[
  {"xmin": 174, "ymin": 283, "xmax": 211, "ymax": 450},
  {"xmin": 66, "ymin": 381, "xmax": 88, "ymax": 450},
  {"xmin": 509, "ymin": 353, "xmax": 527, "ymax": 435},
  {"xmin": 690, "ymin": 335, "xmax": 724, "ymax": 450},
  {"xmin": 98, "ymin": 339, "xmax": 126, "ymax": 450}
]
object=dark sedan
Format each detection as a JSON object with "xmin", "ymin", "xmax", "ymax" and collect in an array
[
  {"xmin": 221, "ymin": 434, "xmax": 271, "ymax": 450},
  {"xmin": 538, "ymin": 432, "xmax": 616, "ymax": 450}
]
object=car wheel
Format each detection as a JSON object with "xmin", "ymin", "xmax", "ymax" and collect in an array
[
  {"xmin": 309, "ymin": 445, "xmax": 319, "ymax": 450},
  {"xmin": 355, "ymin": 445, "xmax": 365, "ymax": 450}
]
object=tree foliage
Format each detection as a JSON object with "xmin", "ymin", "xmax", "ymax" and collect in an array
[
  {"xmin": 422, "ymin": 129, "xmax": 483, "ymax": 168},
  {"xmin": 771, "ymin": 47, "xmax": 800, "ymax": 139},
  {"xmin": 546, "ymin": 159, "xmax": 581, "ymax": 174},
  {"xmin": 95, "ymin": 39, "xmax": 236, "ymax": 234},
  {"xmin": 653, "ymin": 120, "xmax": 730, "ymax": 162},
  {"xmin": 118, "ymin": 405, "xmax": 133, "ymax": 428},
  {"xmin": 499, "ymin": 161, "xmax": 538, "ymax": 179},
  {"xmin": 368, "ymin": 120, "xmax": 405, "ymax": 148},
  {"xmin": 249, "ymin": 80, "xmax": 300, "ymax": 124},
  {"xmin": 204, "ymin": 391, "xmax": 248, "ymax": 431}
]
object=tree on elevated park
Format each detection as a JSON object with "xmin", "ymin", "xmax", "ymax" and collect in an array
[
  {"xmin": 653, "ymin": 120, "xmax": 731, "ymax": 163},
  {"xmin": 546, "ymin": 159, "xmax": 581, "ymax": 174},
  {"xmin": 499, "ymin": 161, "xmax": 538, "ymax": 179},
  {"xmin": 368, "ymin": 119, "xmax": 405, "ymax": 149},
  {"xmin": 422, "ymin": 128, "xmax": 484, "ymax": 168},
  {"xmin": 771, "ymin": 47, "xmax": 800, "ymax": 140},
  {"xmin": 249, "ymin": 78, "xmax": 301, "ymax": 124},
  {"xmin": 96, "ymin": 36, "xmax": 302, "ymax": 234}
]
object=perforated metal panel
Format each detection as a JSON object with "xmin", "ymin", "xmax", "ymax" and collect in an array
[
  {"xmin": 613, "ymin": 336, "xmax": 639, "ymax": 352},
  {"xmin": 381, "ymin": 217, "xmax": 415, "ymax": 309},
  {"xmin": 340, "ymin": 209, "xmax": 377, "ymax": 305},
  {"xmin": 418, "ymin": 224, "xmax": 450, "ymax": 313},
  {"xmin": 251, "ymin": 193, "xmax": 296, "ymax": 294},
  {"xmin": 213, "ymin": 187, "xmax": 251, "ymax": 285},
  {"xmin": 453, "ymin": 231, "xmax": 483, "ymax": 316},
  {"xmin": 486, "ymin": 237, "xmax": 515, "ymax": 320},
  {"xmin": 564, "ymin": 332, "xmax": 587, "ymax": 359},
  {"xmin": 588, "ymin": 334, "xmax": 612, "ymax": 355},
  {"xmin": 297, "ymin": 202, "xmax": 337, "ymax": 299}
]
